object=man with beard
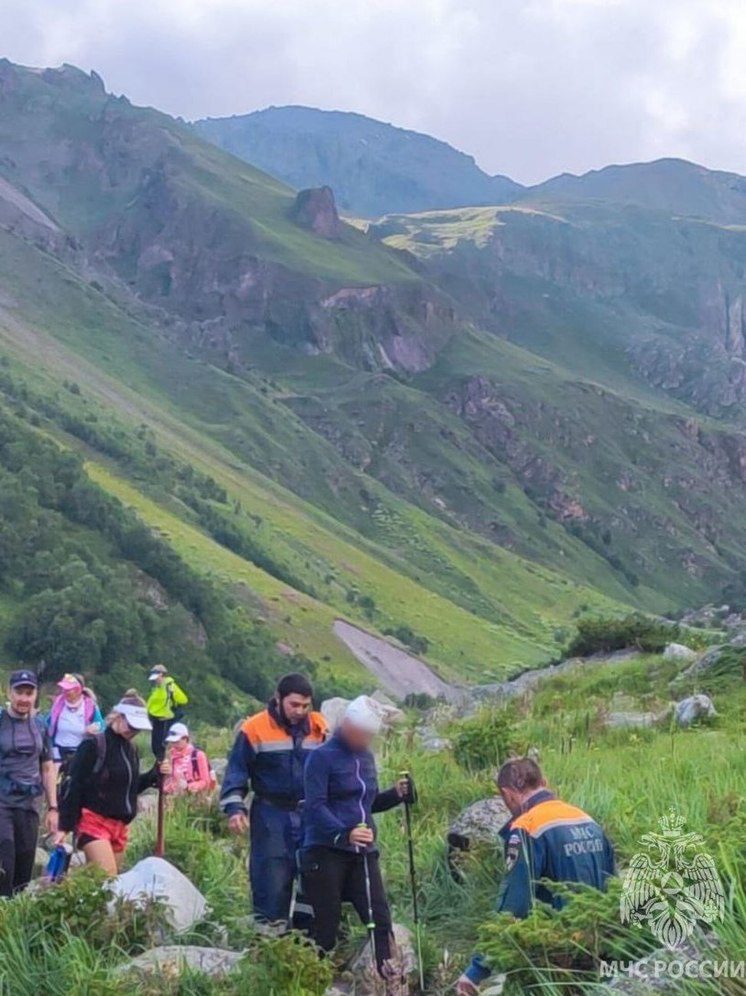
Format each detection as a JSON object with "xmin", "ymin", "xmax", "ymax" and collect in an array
[{"xmin": 220, "ymin": 673, "xmax": 328, "ymax": 926}]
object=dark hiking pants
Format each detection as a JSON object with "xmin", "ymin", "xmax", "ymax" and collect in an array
[
  {"xmin": 249, "ymin": 798, "xmax": 307, "ymax": 925},
  {"xmin": 0, "ymin": 804, "xmax": 40, "ymax": 897},
  {"xmin": 301, "ymin": 846, "xmax": 393, "ymax": 974},
  {"xmin": 150, "ymin": 717, "xmax": 172, "ymax": 761}
]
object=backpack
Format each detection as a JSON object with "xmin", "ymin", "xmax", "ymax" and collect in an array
[
  {"xmin": 48, "ymin": 693, "xmax": 96, "ymax": 739},
  {"xmin": 58, "ymin": 731, "xmax": 110, "ymax": 812},
  {"xmin": 190, "ymin": 745, "xmax": 217, "ymax": 792},
  {"xmin": 0, "ymin": 709, "xmax": 47, "ymax": 798}
]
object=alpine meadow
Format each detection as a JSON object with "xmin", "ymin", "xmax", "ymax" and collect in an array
[{"xmin": 0, "ymin": 52, "xmax": 745, "ymax": 996}]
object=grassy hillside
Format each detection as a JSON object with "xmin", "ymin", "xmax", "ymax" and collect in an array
[{"xmin": 0, "ymin": 222, "xmax": 626, "ymax": 692}]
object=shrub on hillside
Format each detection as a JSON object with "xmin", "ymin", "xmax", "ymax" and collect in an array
[
  {"xmin": 0, "ymin": 867, "xmax": 162, "ymax": 956},
  {"xmin": 452, "ymin": 707, "xmax": 518, "ymax": 771},
  {"xmin": 475, "ymin": 879, "xmax": 655, "ymax": 987},
  {"xmin": 566, "ymin": 614, "xmax": 684, "ymax": 657}
]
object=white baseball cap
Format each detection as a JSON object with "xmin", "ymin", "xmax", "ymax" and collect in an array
[
  {"xmin": 114, "ymin": 701, "xmax": 152, "ymax": 731},
  {"xmin": 165, "ymin": 722, "xmax": 190, "ymax": 742}
]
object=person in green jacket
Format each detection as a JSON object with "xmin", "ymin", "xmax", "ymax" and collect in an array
[{"xmin": 146, "ymin": 665, "xmax": 188, "ymax": 759}]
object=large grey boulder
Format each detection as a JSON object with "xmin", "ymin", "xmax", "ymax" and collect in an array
[
  {"xmin": 321, "ymin": 694, "xmax": 405, "ymax": 733},
  {"xmin": 662, "ymin": 643, "xmax": 696, "ymax": 662},
  {"xmin": 110, "ymin": 857, "xmax": 207, "ymax": 934},
  {"xmin": 680, "ymin": 644, "xmax": 724, "ymax": 679},
  {"xmin": 448, "ymin": 796, "xmax": 511, "ymax": 852},
  {"xmin": 674, "ymin": 694, "xmax": 717, "ymax": 726},
  {"xmin": 123, "ymin": 945, "xmax": 243, "ymax": 979},
  {"xmin": 321, "ymin": 697, "xmax": 350, "ymax": 732}
]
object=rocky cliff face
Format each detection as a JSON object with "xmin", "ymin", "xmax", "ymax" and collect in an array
[
  {"xmin": 377, "ymin": 201, "xmax": 746, "ymax": 420},
  {"xmin": 289, "ymin": 185, "xmax": 342, "ymax": 238},
  {"xmin": 0, "ymin": 61, "xmax": 455, "ymax": 375}
]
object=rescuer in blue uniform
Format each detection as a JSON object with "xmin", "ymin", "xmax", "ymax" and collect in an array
[
  {"xmin": 220, "ymin": 673, "xmax": 328, "ymax": 925},
  {"xmin": 457, "ymin": 757, "xmax": 616, "ymax": 994}
]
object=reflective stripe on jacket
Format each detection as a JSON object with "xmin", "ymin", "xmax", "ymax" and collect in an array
[
  {"xmin": 465, "ymin": 789, "xmax": 615, "ymax": 985},
  {"xmin": 219, "ymin": 700, "xmax": 327, "ymax": 816}
]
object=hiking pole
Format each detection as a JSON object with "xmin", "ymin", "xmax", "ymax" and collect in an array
[
  {"xmin": 400, "ymin": 770, "xmax": 425, "ymax": 990},
  {"xmin": 155, "ymin": 768, "xmax": 165, "ymax": 857},
  {"xmin": 357, "ymin": 824, "xmax": 377, "ymax": 968}
]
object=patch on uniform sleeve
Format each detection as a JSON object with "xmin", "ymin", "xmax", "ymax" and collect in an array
[{"xmin": 505, "ymin": 832, "xmax": 521, "ymax": 872}]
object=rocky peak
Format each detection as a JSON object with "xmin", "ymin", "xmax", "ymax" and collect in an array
[{"xmin": 290, "ymin": 185, "xmax": 342, "ymax": 239}]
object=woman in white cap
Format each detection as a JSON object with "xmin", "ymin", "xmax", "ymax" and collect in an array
[
  {"xmin": 46, "ymin": 672, "xmax": 103, "ymax": 772},
  {"xmin": 55, "ymin": 691, "xmax": 168, "ymax": 874},
  {"xmin": 301, "ymin": 695, "xmax": 412, "ymax": 985},
  {"xmin": 162, "ymin": 722, "xmax": 214, "ymax": 797}
]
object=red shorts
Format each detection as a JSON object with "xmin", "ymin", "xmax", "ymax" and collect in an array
[{"xmin": 77, "ymin": 807, "xmax": 130, "ymax": 853}]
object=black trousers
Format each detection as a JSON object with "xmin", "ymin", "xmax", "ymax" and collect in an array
[
  {"xmin": 301, "ymin": 846, "xmax": 393, "ymax": 973},
  {"xmin": 0, "ymin": 804, "xmax": 40, "ymax": 898},
  {"xmin": 150, "ymin": 717, "xmax": 172, "ymax": 761}
]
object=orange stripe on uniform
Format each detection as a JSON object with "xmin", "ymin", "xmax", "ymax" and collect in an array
[
  {"xmin": 241, "ymin": 709, "xmax": 328, "ymax": 749},
  {"xmin": 512, "ymin": 799, "xmax": 594, "ymax": 838}
]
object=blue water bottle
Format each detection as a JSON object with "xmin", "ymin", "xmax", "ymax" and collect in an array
[{"xmin": 45, "ymin": 844, "xmax": 72, "ymax": 883}]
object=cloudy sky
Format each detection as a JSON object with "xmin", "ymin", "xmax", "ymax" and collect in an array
[{"xmin": 2, "ymin": 0, "xmax": 746, "ymax": 184}]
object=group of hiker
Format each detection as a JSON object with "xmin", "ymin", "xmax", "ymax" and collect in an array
[
  {"xmin": 0, "ymin": 664, "xmax": 200, "ymax": 889},
  {"xmin": 1, "ymin": 663, "xmax": 616, "ymax": 992}
]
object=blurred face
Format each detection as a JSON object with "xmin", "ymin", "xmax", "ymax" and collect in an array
[
  {"xmin": 280, "ymin": 692, "xmax": 312, "ymax": 726},
  {"xmin": 340, "ymin": 718, "xmax": 376, "ymax": 752},
  {"xmin": 112, "ymin": 713, "xmax": 139, "ymax": 740},
  {"xmin": 64, "ymin": 685, "xmax": 83, "ymax": 704},
  {"xmin": 9, "ymin": 684, "xmax": 36, "ymax": 716},
  {"xmin": 169, "ymin": 736, "xmax": 189, "ymax": 751}
]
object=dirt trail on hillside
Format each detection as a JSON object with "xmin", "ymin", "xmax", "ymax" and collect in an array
[{"xmin": 333, "ymin": 619, "xmax": 459, "ymax": 701}]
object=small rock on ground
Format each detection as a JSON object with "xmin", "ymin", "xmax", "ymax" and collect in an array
[{"xmin": 123, "ymin": 945, "xmax": 243, "ymax": 979}]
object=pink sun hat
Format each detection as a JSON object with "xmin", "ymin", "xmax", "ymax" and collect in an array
[{"xmin": 57, "ymin": 673, "xmax": 83, "ymax": 692}]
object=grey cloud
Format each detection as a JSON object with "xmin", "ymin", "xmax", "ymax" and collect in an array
[{"xmin": 1, "ymin": 0, "xmax": 745, "ymax": 184}]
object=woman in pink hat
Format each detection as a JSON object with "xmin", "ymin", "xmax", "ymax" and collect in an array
[{"xmin": 46, "ymin": 673, "xmax": 104, "ymax": 772}]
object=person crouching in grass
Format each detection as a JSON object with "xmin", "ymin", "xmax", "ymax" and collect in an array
[{"xmin": 54, "ymin": 691, "xmax": 169, "ymax": 874}]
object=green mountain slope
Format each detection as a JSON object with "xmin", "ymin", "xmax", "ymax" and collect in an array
[
  {"xmin": 193, "ymin": 105, "xmax": 521, "ymax": 218},
  {"xmin": 0, "ymin": 221, "xmax": 620, "ymax": 688},
  {"xmin": 5, "ymin": 59, "xmax": 746, "ymax": 702}
]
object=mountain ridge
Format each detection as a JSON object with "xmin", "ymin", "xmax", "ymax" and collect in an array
[
  {"xmin": 4, "ymin": 58, "xmax": 746, "ymax": 703},
  {"xmin": 193, "ymin": 104, "xmax": 522, "ymax": 217}
]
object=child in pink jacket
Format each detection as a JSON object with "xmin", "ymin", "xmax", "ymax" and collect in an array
[{"xmin": 163, "ymin": 723, "xmax": 214, "ymax": 795}]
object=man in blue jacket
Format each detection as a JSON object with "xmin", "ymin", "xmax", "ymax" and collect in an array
[
  {"xmin": 219, "ymin": 673, "xmax": 327, "ymax": 925},
  {"xmin": 457, "ymin": 757, "xmax": 615, "ymax": 994},
  {"xmin": 301, "ymin": 695, "xmax": 411, "ymax": 982}
]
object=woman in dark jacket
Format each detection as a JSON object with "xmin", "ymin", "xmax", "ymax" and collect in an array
[
  {"xmin": 56, "ymin": 691, "xmax": 166, "ymax": 874},
  {"xmin": 301, "ymin": 695, "xmax": 410, "ymax": 983}
]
